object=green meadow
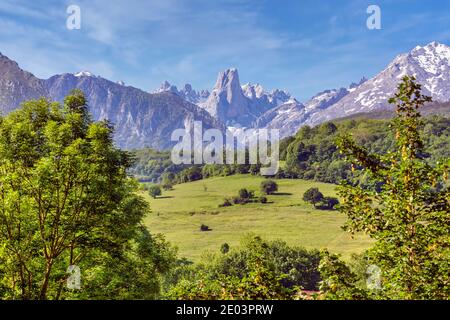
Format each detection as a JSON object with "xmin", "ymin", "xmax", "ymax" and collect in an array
[{"xmin": 143, "ymin": 174, "xmax": 372, "ymax": 261}]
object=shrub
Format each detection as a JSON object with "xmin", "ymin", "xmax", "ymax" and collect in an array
[
  {"xmin": 238, "ymin": 188, "xmax": 250, "ymax": 199},
  {"xmin": 200, "ymin": 224, "xmax": 211, "ymax": 232},
  {"xmin": 219, "ymin": 198, "xmax": 233, "ymax": 208},
  {"xmin": 220, "ymin": 243, "xmax": 230, "ymax": 254},
  {"xmin": 260, "ymin": 180, "xmax": 278, "ymax": 195},
  {"xmin": 259, "ymin": 196, "xmax": 268, "ymax": 204},
  {"xmin": 167, "ymin": 237, "xmax": 321, "ymax": 299},
  {"xmin": 232, "ymin": 196, "xmax": 247, "ymax": 205},
  {"xmin": 148, "ymin": 185, "xmax": 162, "ymax": 199},
  {"xmin": 162, "ymin": 182, "xmax": 173, "ymax": 191},
  {"xmin": 323, "ymin": 196, "xmax": 339, "ymax": 210}
]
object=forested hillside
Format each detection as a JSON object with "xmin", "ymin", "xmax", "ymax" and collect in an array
[
  {"xmin": 130, "ymin": 115, "xmax": 450, "ymax": 187},
  {"xmin": 282, "ymin": 115, "xmax": 450, "ymax": 185}
]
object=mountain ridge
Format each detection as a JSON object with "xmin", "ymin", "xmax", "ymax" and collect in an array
[
  {"xmin": 0, "ymin": 54, "xmax": 224, "ymax": 150},
  {"xmin": 1, "ymin": 41, "xmax": 450, "ymax": 149}
]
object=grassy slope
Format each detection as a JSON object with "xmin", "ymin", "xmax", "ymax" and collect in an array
[{"xmin": 143, "ymin": 175, "xmax": 372, "ymax": 261}]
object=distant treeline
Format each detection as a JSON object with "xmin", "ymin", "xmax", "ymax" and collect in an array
[{"xmin": 129, "ymin": 115, "xmax": 450, "ymax": 186}]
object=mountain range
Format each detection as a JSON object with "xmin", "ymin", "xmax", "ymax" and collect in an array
[{"xmin": 1, "ymin": 41, "xmax": 449, "ymax": 149}]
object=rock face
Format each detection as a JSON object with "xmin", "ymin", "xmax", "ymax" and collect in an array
[
  {"xmin": 255, "ymin": 100, "xmax": 307, "ymax": 138},
  {"xmin": 0, "ymin": 52, "xmax": 47, "ymax": 114},
  {"xmin": 0, "ymin": 54, "xmax": 224, "ymax": 150},
  {"xmin": 200, "ymin": 68, "xmax": 253, "ymax": 126},
  {"xmin": 153, "ymin": 81, "xmax": 210, "ymax": 105},
  {"xmin": 303, "ymin": 42, "xmax": 450, "ymax": 126},
  {"xmin": 45, "ymin": 73, "xmax": 224, "ymax": 150},
  {"xmin": 199, "ymin": 68, "xmax": 293, "ymax": 126},
  {"xmin": 255, "ymin": 42, "xmax": 450, "ymax": 137}
]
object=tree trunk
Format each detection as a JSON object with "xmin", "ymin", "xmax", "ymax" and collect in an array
[{"xmin": 39, "ymin": 260, "xmax": 53, "ymax": 300}]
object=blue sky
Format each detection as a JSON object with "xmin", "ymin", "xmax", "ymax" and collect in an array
[{"xmin": 1, "ymin": 0, "xmax": 450, "ymax": 101}]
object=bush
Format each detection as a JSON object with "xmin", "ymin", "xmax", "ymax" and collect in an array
[
  {"xmin": 260, "ymin": 180, "xmax": 278, "ymax": 195},
  {"xmin": 232, "ymin": 196, "xmax": 247, "ymax": 205},
  {"xmin": 302, "ymin": 187, "xmax": 324, "ymax": 208},
  {"xmin": 219, "ymin": 198, "xmax": 233, "ymax": 208},
  {"xmin": 162, "ymin": 182, "xmax": 173, "ymax": 191},
  {"xmin": 322, "ymin": 196, "xmax": 339, "ymax": 210},
  {"xmin": 148, "ymin": 185, "xmax": 162, "ymax": 199},
  {"xmin": 220, "ymin": 243, "xmax": 230, "ymax": 254},
  {"xmin": 200, "ymin": 224, "xmax": 211, "ymax": 232},
  {"xmin": 259, "ymin": 196, "xmax": 268, "ymax": 204},
  {"xmin": 238, "ymin": 188, "xmax": 250, "ymax": 199}
]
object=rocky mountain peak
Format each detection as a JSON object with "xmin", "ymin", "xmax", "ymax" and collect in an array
[
  {"xmin": 74, "ymin": 70, "xmax": 94, "ymax": 77},
  {"xmin": 213, "ymin": 68, "xmax": 242, "ymax": 98},
  {"xmin": 0, "ymin": 52, "xmax": 47, "ymax": 113}
]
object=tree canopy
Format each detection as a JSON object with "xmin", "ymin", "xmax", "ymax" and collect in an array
[
  {"xmin": 0, "ymin": 90, "xmax": 176, "ymax": 300},
  {"xmin": 324, "ymin": 76, "xmax": 450, "ymax": 299}
]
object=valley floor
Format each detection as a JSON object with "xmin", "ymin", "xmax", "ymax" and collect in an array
[{"xmin": 143, "ymin": 175, "xmax": 372, "ymax": 261}]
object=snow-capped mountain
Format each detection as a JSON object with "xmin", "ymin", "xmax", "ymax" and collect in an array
[
  {"xmin": 153, "ymin": 81, "xmax": 210, "ymax": 105},
  {"xmin": 255, "ymin": 81, "xmax": 360, "ymax": 138},
  {"xmin": 242, "ymin": 83, "xmax": 292, "ymax": 108},
  {"xmin": 255, "ymin": 100, "xmax": 307, "ymax": 138},
  {"xmin": 304, "ymin": 78, "xmax": 367, "ymax": 113},
  {"xmin": 304, "ymin": 42, "xmax": 450, "ymax": 126},
  {"xmin": 74, "ymin": 70, "xmax": 94, "ymax": 77},
  {"xmin": 1, "ymin": 41, "xmax": 449, "ymax": 150}
]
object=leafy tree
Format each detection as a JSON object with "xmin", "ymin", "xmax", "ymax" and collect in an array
[
  {"xmin": 0, "ymin": 91, "xmax": 176, "ymax": 300},
  {"xmin": 167, "ymin": 237, "xmax": 308, "ymax": 299},
  {"xmin": 148, "ymin": 185, "xmax": 162, "ymax": 198},
  {"xmin": 303, "ymin": 188, "xmax": 324, "ymax": 208},
  {"xmin": 334, "ymin": 76, "xmax": 450, "ymax": 299},
  {"xmin": 178, "ymin": 166, "xmax": 203, "ymax": 183},
  {"xmin": 318, "ymin": 250, "xmax": 368, "ymax": 300},
  {"xmin": 260, "ymin": 180, "xmax": 278, "ymax": 195}
]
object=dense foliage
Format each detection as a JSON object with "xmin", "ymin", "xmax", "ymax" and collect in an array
[
  {"xmin": 166, "ymin": 236, "xmax": 320, "ymax": 300},
  {"xmin": 282, "ymin": 115, "xmax": 450, "ymax": 185},
  {"xmin": 0, "ymin": 91, "xmax": 176, "ymax": 300},
  {"xmin": 260, "ymin": 180, "xmax": 278, "ymax": 195},
  {"xmin": 320, "ymin": 77, "xmax": 450, "ymax": 299}
]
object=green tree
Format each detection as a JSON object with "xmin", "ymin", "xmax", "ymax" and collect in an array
[
  {"xmin": 167, "ymin": 237, "xmax": 300, "ymax": 300},
  {"xmin": 0, "ymin": 91, "xmax": 175, "ymax": 300},
  {"xmin": 303, "ymin": 188, "xmax": 324, "ymax": 208},
  {"xmin": 318, "ymin": 250, "xmax": 368, "ymax": 300},
  {"xmin": 260, "ymin": 180, "xmax": 278, "ymax": 195},
  {"xmin": 335, "ymin": 76, "xmax": 449, "ymax": 299},
  {"xmin": 148, "ymin": 185, "xmax": 162, "ymax": 199}
]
